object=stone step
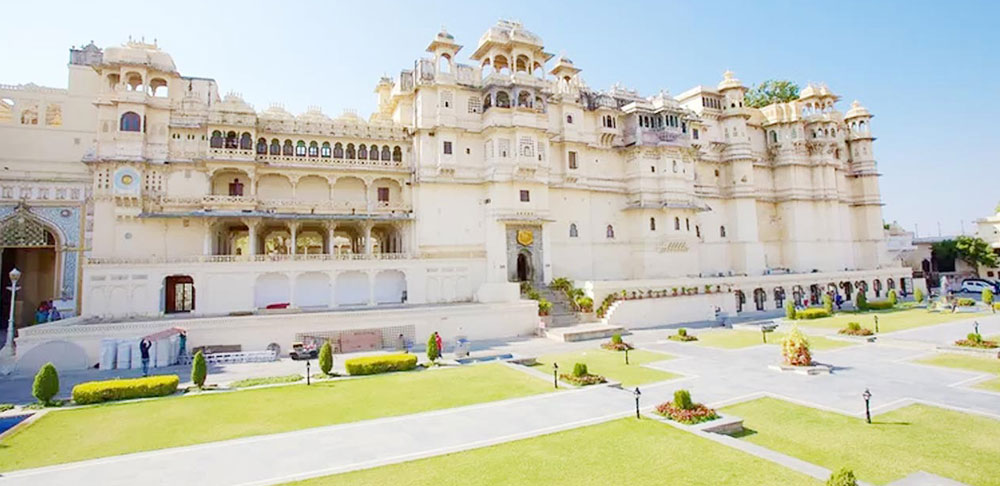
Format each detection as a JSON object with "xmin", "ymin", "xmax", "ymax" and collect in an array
[{"xmin": 545, "ymin": 323, "xmax": 627, "ymax": 342}]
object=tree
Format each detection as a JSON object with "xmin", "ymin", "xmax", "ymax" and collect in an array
[
  {"xmin": 745, "ymin": 80, "xmax": 800, "ymax": 108},
  {"xmin": 887, "ymin": 289, "xmax": 898, "ymax": 306},
  {"xmin": 781, "ymin": 325, "xmax": 812, "ymax": 366},
  {"xmin": 983, "ymin": 287, "xmax": 994, "ymax": 306},
  {"xmin": 32, "ymin": 362, "xmax": 59, "ymax": 405},
  {"xmin": 426, "ymin": 333, "xmax": 440, "ymax": 362},
  {"xmin": 826, "ymin": 467, "xmax": 858, "ymax": 486},
  {"xmin": 191, "ymin": 350, "xmax": 207, "ymax": 388},
  {"xmin": 931, "ymin": 239, "xmax": 959, "ymax": 272},
  {"xmin": 954, "ymin": 235, "xmax": 999, "ymax": 269},
  {"xmin": 318, "ymin": 341, "xmax": 333, "ymax": 375},
  {"xmin": 914, "ymin": 287, "xmax": 924, "ymax": 303}
]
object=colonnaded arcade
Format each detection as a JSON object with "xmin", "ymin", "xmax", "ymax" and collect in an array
[{"xmin": 0, "ymin": 21, "xmax": 912, "ymax": 370}]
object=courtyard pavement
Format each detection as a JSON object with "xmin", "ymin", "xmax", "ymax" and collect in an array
[{"xmin": 0, "ymin": 312, "xmax": 998, "ymax": 485}]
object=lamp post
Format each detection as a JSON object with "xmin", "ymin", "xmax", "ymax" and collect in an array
[
  {"xmin": 974, "ymin": 321, "xmax": 979, "ymax": 336},
  {"xmin": 553, "ymin": 362, "xmax": 559, "ymax": 389},
  {"xmin": 862, "ymin": 388, "xmax": 872, "ymax": 424},
  {"xmin": 624, "ymin": 347, "xmax": 630, "ymax": 365},
  {"xmin": 3, "ymin": 268, "xmax": 20, "ymax": 358},
  {"xmin": 306, "ymin": 359, "xmax": 311, "ymax": 386},
  {"xmin": 633, "ymin": 387, "xmax": 641, "ymax": 419},
  {"xmin": 873, "ymin": 315, "xmax": 879, "ymax": 334}
]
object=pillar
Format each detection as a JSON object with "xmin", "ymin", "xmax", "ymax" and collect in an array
[
  {"xmin": 364, "ymin": 223, "xmax": 374, "ymax": 255},
  {"xmin": 289, "ymin": 221, "xmax": 300, "ymax": 255},
  {"xmin": 325, "ymin": 222, "xmax": 337, "ymax": 255},
  {"xmin": 203, "ymin": 222, "xmax": 214, "ymax": 256},
  {"xmin": 244, "ymin": 218, "xmax": 260, "ymax": 255}
]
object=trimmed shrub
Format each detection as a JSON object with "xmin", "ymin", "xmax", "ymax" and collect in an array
[
  {"xmin": 887, "ymin": 289, "xmax": 898, "ymax": 305},
  {"xmin": 914, "ymin": 288, "xmax": 924, "ymax": 303},
  {"xmin": 572, "ymin": 362, "xmax": 588, "ymax": 377},
  {"xmin": 673, "ymin": 389, "xmax": 693, "ymax": 410},
  {"xmin": 855, "ymin": 292, "xmax": 868, "ymax": 311},
  {"xmin": 956, "ymin": 297, "xmax": 976, "ymax": 307},
  {"xmin": 668, "ymin": 327, "xmax": 698, "ymax": 342},
  {"xmin": 318, "ymin": 341, "xmax": 333, "ymax": 375},
  {"xmin": 191, "ymin": 350, "xmax": 207, "ymax": 388},
  {"xmin": 611, "ymin": 333, "xmax": 623, "ymax": 345},
  {"xmin": 822, "ymin": 294, "xmax": 833, "ymax": 314},
  {"xmin": 678, "ymin": 328, "xmax": 688, "ymax": 337},
  {"xmin": 537, "ymin": 298, "xmax": 552, "ymax": 316},
  {"xmin": 426, "ymin": 333, "xmax": 440, "ymax": 361},
  {"xmin": 0, "ymin": 403, "xmax": 13, "ymax": 413},
  {"xmin": 955, "ymin": 333, "xmax": 998, "ymax": 349},
  {"xmin": 781, "ymin": 325, "xmax": 812, "ymax": 366},
  {"xmin": 32, "ymin": 363, "xmax": 59, "ymax": 405},
  {"xmin": 839, "ymin": 322, "xmax": 873, "ymax": 336},
  {"xmin": 826, "ymin": 467, "xmax": 858, "ymax": 486},
  {"xmin": 983, "ymin": 288, "xmax": 994, "ymax": 306},
  {"xmin": 784, "ymin": 300, "xmax": 796, "ymax": 319},
  {"xmin": 795, "ymin": 308, "xmax": 831, "ymax": 320},
  {"xmin": 72, "ymin": 375, "xmax": 179, "ymax": 404},
  {"xmin": 344, "ymin": 353, "xmax": 418, "ymax": 376},
  {"xmin": 866, "ymin": 300, "xmax": 894, "ymax": 310}
]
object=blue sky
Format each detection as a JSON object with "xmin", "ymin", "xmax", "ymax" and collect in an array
[{"xmin": 3, "ymin": 0, "xmax": 997, "ymax": 237}]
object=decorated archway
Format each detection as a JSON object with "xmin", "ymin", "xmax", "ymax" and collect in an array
[{"xmin": 1, "ymin": 207, "xmax": 62, "ymax": 332}]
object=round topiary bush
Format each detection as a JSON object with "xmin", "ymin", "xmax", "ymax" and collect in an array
[
  {"xmin": 611, "ymin": 333, "xmax": 623, "ymax": 345},
  {"xmin": 785, "ymin": 300, "xmax": 796, "ymax": 320},
  {"xmin": 826, "ymin": 467, "xmax": 858, "ymax": 486},
  {"xmin": 887, "ymin": 289, "xmax": 898, "ymax": 305},
  {"xmin": 983, "ymin": 288, "xmax": 994, "ymax": 306},
  {"xmin": 572, "ymin": 362, "xmax": 588, "ymax": 377},
  {"xmin": 914, "ymin": 288, "xmax": 924, "ymax": 303},
  {"xmin": 678, "ymin": 328, "xmax": 688, "ymax": 337},
  {"xmin": 855, "ymin": 292, "xmax": 868, "ymax": 311},
  {"xmin": 32, "ymin": 362, "xmax": 59, "ymax": 405},
  {"xmin": 318, "ymin": 341, "xmax": 333, "ymax": 375},
  {"xmin": 673, "ymin": 389, "xmax": 693, "ymax": 410},
  {"xmin": 781, "ymin": 324, "xmax": 812, "ymax": 366}
]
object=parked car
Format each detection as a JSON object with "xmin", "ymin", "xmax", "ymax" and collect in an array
[
  {"xmin": 289, "ymin": 341, "xmax": 318, "ymax": 360},
  {"xmin": 960, "ymin": 279, "xmax": 998, "ymax": 294}
]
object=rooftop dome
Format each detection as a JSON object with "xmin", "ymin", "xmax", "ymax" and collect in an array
[
  {"xmin": 844, "ymin": 100, "xmax": 872, "ymax": 119},
  {"xmin": 297, "ymin": 106, "xmax": 332, "ymax": 123},
  {"xmin": 211, "ymin": 93, "xmax": 254, "ymax": 114},
  {"xmin": 717, "ymin": 70, "xmax": 743, "ymax": 90},
  {"xmin": 102, "ymin": 38, "xmax": 177, "ymax": 73},
  {"xmin": 259, "ymin": 103, "xmax": 294, "ymax": 121},
  {"xmin": 335, "ymin": 109, "xmax": 365, "ymax": 124}
]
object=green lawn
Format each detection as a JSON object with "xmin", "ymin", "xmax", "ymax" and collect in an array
[
  {"xmin": 792, "ymin": 307, "xmax": 985, "ymax": 333},
  {"xmin": 693, "ymin": 329, "xmax": 853, "ymax": 350},
  {"xmin": 0, "ymin": 363, "xmax": 551, "ymax": 471},
  {"xmin": 915, "ymin": 353, "xmax": 1000, "ymax": 392},
  {"xmin": 532, "ymin": 348, "xmax": 677, "ymax": 387},
  {"xmin": 724, "ymin": 397, "xmax": 1000, "ymax": 486},
  {"xmin": 287, "ymin": 418, "xmax": 822, "ymax": 486}
]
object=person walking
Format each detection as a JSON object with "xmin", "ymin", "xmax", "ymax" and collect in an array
[
  {"xmin": 177, "ymin": 331, "xmax": 187, "ymax": 364},
  {"xmin": 434, "ymin": 332, "xmax": 443, "ymax": 357},
  {"xmin": 139, "ymin": 338, "xmax": 152, "ymax": 377}
]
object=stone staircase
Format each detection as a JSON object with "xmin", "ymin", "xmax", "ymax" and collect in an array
[{"xmin": 536, "ymin": 285, "xmax": 580, "ymax": 328}]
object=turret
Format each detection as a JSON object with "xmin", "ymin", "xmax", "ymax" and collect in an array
[{"xmin": 425, "ymin": 28, "xmax": 462, "ymax": 76}]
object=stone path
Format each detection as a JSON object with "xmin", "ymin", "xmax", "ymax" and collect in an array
[{"xmin": 1, "ymin": 313, "xmax": 998, "ymax": 485}]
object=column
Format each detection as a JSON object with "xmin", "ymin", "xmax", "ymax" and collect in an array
[
  {"xmin": 203, "ymin": 222, "xmax": 214, "ymax": 256},
  {"xmin": 325, "ymin": 222, "xmax": 337, "ymax": 255},
  {"xmin": 364, "ymin": 222, "xmax": 374, "ymax": 255},
  {"xmin": 288, "ymin": 221, "xmax": 299, "ymax": 256},
  {"xmin": 244, "ymin": 218, "xmax": 260, "ymax": 255}
]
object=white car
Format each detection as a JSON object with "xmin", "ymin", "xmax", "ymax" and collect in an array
[{"xmin": 961, "ymin": 279, "xmax": 997, "ymax": 294}]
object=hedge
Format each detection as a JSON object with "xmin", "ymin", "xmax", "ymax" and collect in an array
[
  {"xmin": 72, "ymin": 375, "xmax": 180, "ymax": 405},
  {"xmin": 794, "ymin": 308, "xmax": 831, "ymax": 320},
  {"xmin": 344, "ymin": 353, "xmax": 418, "ymax": 376},
  {"xmin": 866, "ymin": 300, "xmax": 894, "ymax": 310}
]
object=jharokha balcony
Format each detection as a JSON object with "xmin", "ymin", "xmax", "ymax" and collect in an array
[{"xmin": 149, "ymin": 195, "xmax": 412, "ymax": 216}]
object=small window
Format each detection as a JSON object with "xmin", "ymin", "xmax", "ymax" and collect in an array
[
  {"xmin": 295, "ymin": 141, "xmax": 307, "ymax": 156},
  {"xmin": 120, "ymin": 112, "xmax": 141, "ymax": 132},
  {"xmin": 650, "ymin": 166, "xmax": 655, "ymax": 173},
  {"xmin": 693, "ymin": 129, "xmax": 699, "ymax": 140},
  {"xmin": 377, "ymin": 187, "xmax": 389, "ymax": 203},
  {"xmin": 720, "ymin": 226, "xmax": 727, "ymax": 238},
  {"xmin": 569, "ymin": 223, "xmax": 578, "ymax": 238},
  {"xmin": 568, "ymin": 151, "xmax": 578, "ymax": 169},
  {"xmin": 321, "ymin": 142, "xmax": 331, "ymax": 158},
  {"xmin": 443, "ymin": 141, "xmax": 453, "ymax": 154},
  {"xmin": 519, "ymin": 190, "xmax": 530, "ymax": 202},
  {"xmin": 566, "ymin": 114, "xmax": 573, "ymax": 124},
  {"xmin": 650, "ymin": 218, "xmax": 656, "ymax": 231},
  {"xmin": 606, "ymin": 225, "xmax": 615, "ymax": 239},
  {"xmin": 685, "ymin": 218, "xmax": 690, "ymax": 231},
  {"xmin": 714, "ymin": 169, "xmax": 720, "ymax": 177},
  {"xmin": 674, "ymin": 217, "xmax": 680, "ymax": 230},
  {"xmin": 695, "ymin": 226, "xmax": 701, "ymax": 238}
]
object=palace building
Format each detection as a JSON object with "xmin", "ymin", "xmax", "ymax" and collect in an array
[{"xmin": 0, "ymin": 22, "xmax": 912, "ymax": 371}]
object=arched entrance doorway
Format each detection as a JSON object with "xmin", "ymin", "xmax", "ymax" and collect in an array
[
  {"xmin": 516, "ymin": 252, "xmax": 532, "ymax": 282},
  {"xmin": 1, "ymin": 209, "xmax": 60, "ymax": 333},
  {"xmin": 753, "ymin": 288, "xmax": 766, "ymax": 311},
  {"xmin": 164, "ymin": 275, "xmax": 195, "ymax": 314}
]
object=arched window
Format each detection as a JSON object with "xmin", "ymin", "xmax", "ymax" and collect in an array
[
  {"xmin": 695, "ymin": 225, "xmax": 701, "ymax": 238},
  {"xmin": 720, "ymin": 226, "xmax": 727, "ymax": 238},
  {"xmin": 769, "ymin": 130, "xmax": 777, "ymax": 143},
  {"xmin": 381, "ymin": 146, "xmax": 391, "ymax": 160},
  {"xmin": 295, "ymin": 141, "xmax": 307, "ymax": 156},
  {"xmin": 495, "ymin": 91, "xmax": 510, "ymax": 108},
  {"xmin": 256, "ymin": 138, "xmax": 267, "ymax": 154},
  {"xmin": 239, "ymin": 132, "xmax": 253, "ymax": 150},
  {"xmin": 269, "ymin": 139, "xmax": 280, "ymax": 155},
  {"xmin": 346, "ymin": 143, "xmax": 356, "ymax": 159},
  {"xmin": 606, "ymin": 225, "xmax": 615, "ymax": 239},
  {"xmin": 367, "ymin": 145, "xmax": 378, "ymax": 160},
  {"xmin": 483, "ymin": 95, "xmax": 492, "ymax": 110},
  {"xmin": 321, "ymin": 142, "xmax": 331, "ymax": 158},
  {"xmin": 120, "ymin": 112, "xmax": 142, "ymax": 132},
  {"xmin": 392, "ymin": 146, "xmax": 402, "ymax": 162},
  {"xmin": 674, "ymin": 217, "xmax": 680, "ymax": 230},
  {"xmin": 308, "ymin": 141, "xmax": 319, "ymax": 157},
  {"xmin": 209, "ymin": 129, "xmax": 223, "ymax": 147},
  {"xmin": 569, "ymin": 223, "xmax": 578, "ymax": 238},
  {"xmin": 282, "ymin": 140, "xmax": 294, "ymax": 156},
  {"xmin": 225, "ymin": 131, "xmax": 238, "ymax": 148},
  {"xmin": 358, "ymin": 144, "xmax": 368, "ymax": 159},
  {"xmin": 685, "ymin": 218, "xmax": 690, "ymax": 231},
  {"xmin": 650, "ymin": 218, "xmax": 656, "ymax": 231},
  {"xmin": 517, "ymin": 91, "xmax": 532, "ymax": 108},
  {"xmin": 566, "ymin": 114, "xmax": 573, "ymax": 124},
  {"xmin": 333, "ymin": 142, "xmax": 344, "ymax": 158}
]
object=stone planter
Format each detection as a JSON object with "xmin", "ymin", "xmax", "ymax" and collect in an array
[
  {"xmin": 768, "ymin": 363, "xmax": 832, "ymax": 375},
  {"xmin": 576, "ymin": 311, "xmax": 596, "ymax": 321}
]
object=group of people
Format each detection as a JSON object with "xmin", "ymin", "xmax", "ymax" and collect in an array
[
  {"xmin": 137, "ymin": 330, "xmax": 187, "ymax": 377},
  {"xmin": 33, "ymin": 300, "xmax": 62, "ymax": 324}
]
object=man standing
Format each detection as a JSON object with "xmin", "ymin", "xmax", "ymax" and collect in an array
[
  {"xmin": 177, "ymin": 331, "xmax": 187, "ymax": 364},
  {"xmin": 139, "ymin": 338, "xmax": 152, "ymax": 377}
]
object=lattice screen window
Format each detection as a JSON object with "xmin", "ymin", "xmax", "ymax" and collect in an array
[
  {"xmin": 519, "ymin": 137, "xmax": 534, "ymax": 157},
  {"xmin": 485, "ymin": 140, "xmax": 494, "ymax": 158},
  {"xmin": 537, "ymin": 142, "xmax": 546, "ymax": 161},
  {"xmin": 144, "ymin": 171, "xmax": 164, "ymax": 193},
  {"xmin": 498, "ymin": 139, "xmax": 510, "ymax": 158},
  {"xmin": 467, "ymin": 96, "xmax": 481, "ymax": 114},
  {"xmin": 440, "ymin": 90, "xmax": 453, "ymax": 109},
  {"xmin": 0, "ymin": 211, "xmax": 54, "ymax": 247}
]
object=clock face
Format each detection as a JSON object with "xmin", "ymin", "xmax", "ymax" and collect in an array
[
  {"xmin": 113, "ymin": 168, "xmax": 141, "ymax": 194},
  {"xmin": 121, "ymin": 174, "xmax": 134, "ymax": 185}
]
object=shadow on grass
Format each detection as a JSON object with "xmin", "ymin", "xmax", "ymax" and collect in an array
[
  {"xmin": 870, "ymin": 421, "xmax": 911, "ymax": 426},
  {"xmin": 728, "ymin": 427, "xmax": 758, "ymax": 438}
]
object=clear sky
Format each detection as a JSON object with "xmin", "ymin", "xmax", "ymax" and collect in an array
[{"xmin": 3, "ymin": 0, "xmax": 997, "ymax": 237}]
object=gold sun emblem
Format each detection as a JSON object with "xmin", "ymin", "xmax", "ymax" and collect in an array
[{"xmin": 516, "ymin": 229, "xmax": 534, "ymax": 246}]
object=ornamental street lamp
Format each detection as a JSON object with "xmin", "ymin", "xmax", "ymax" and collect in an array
[
  {"xmin": 874, "ymin": 315, "xmax": 879, "ymax": 334},
  {"xmin": 974, "ymin": 321, "xmax": 980, "ymax": 335},
  {"xmin": 624, "ymin": 347, "xmax": 630, "ymax": 365},
  {"xmin": 633, "ymin": 387, "xmax": 641, "ymax": 419},
  {"xmin": 3, "ymin": 268, "xmax": 21, "ymax": 358},
  {"xmin": 553, "ymin": 362, "xmax": 559, "ymax": 389},
  {"xmin": 306, "ymin": 359, "xmax": 311, "ymax": 386},
  {"xmin": 862, "ymin": 388, "xmax": 872, "ymax": 424}
]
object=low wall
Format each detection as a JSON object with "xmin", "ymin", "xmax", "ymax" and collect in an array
[
  {"xmin": 13, "ymin": 300, "xmax": 538, "ymax": 373},
  {"xmin": 606, "ymin": 293, "xmax": 735, "ymax": 329}
]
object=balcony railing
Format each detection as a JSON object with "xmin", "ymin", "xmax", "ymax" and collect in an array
[
  {"xmin": 87, "ymin": 252, "xmax": 415, "ymax": 266},
  {"xmin": 154, "ymin": 195, "xmax": 411, "ymax": 215}
]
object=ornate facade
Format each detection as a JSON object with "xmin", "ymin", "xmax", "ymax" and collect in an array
[{"xmin": 1, "ymin": 22, "xmax": 910, "ymax": 369}]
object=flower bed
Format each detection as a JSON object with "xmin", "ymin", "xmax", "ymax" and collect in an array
[
  {"xmin": 655, "ymin": 402, "xmax": 719, "ymax": 425},
  {"xmin": 560, "ymin": 373, "xmax": 607, "ymax": 386},
  {"xmin": 838, "ymin": 322, "xmax": 873, "ymax": 336},
  {"xmin": 667, "ymin": 328, "xmax": 698, "ymax": 342},
  {"xmin": 230, "ymin": 374, "xmax": 303, "ymax": 388},
  {"xmin": 600, "ymin": 333, "xmax": 633, "ymax": 351},
  {"xmin": 955, "ymin": 333, "xmax": 998, "ymax": 349}
]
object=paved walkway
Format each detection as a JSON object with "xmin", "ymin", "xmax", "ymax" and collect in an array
[{"xmin": 1, "ymin": 313, "xmax": 998, "ymax": 485}]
